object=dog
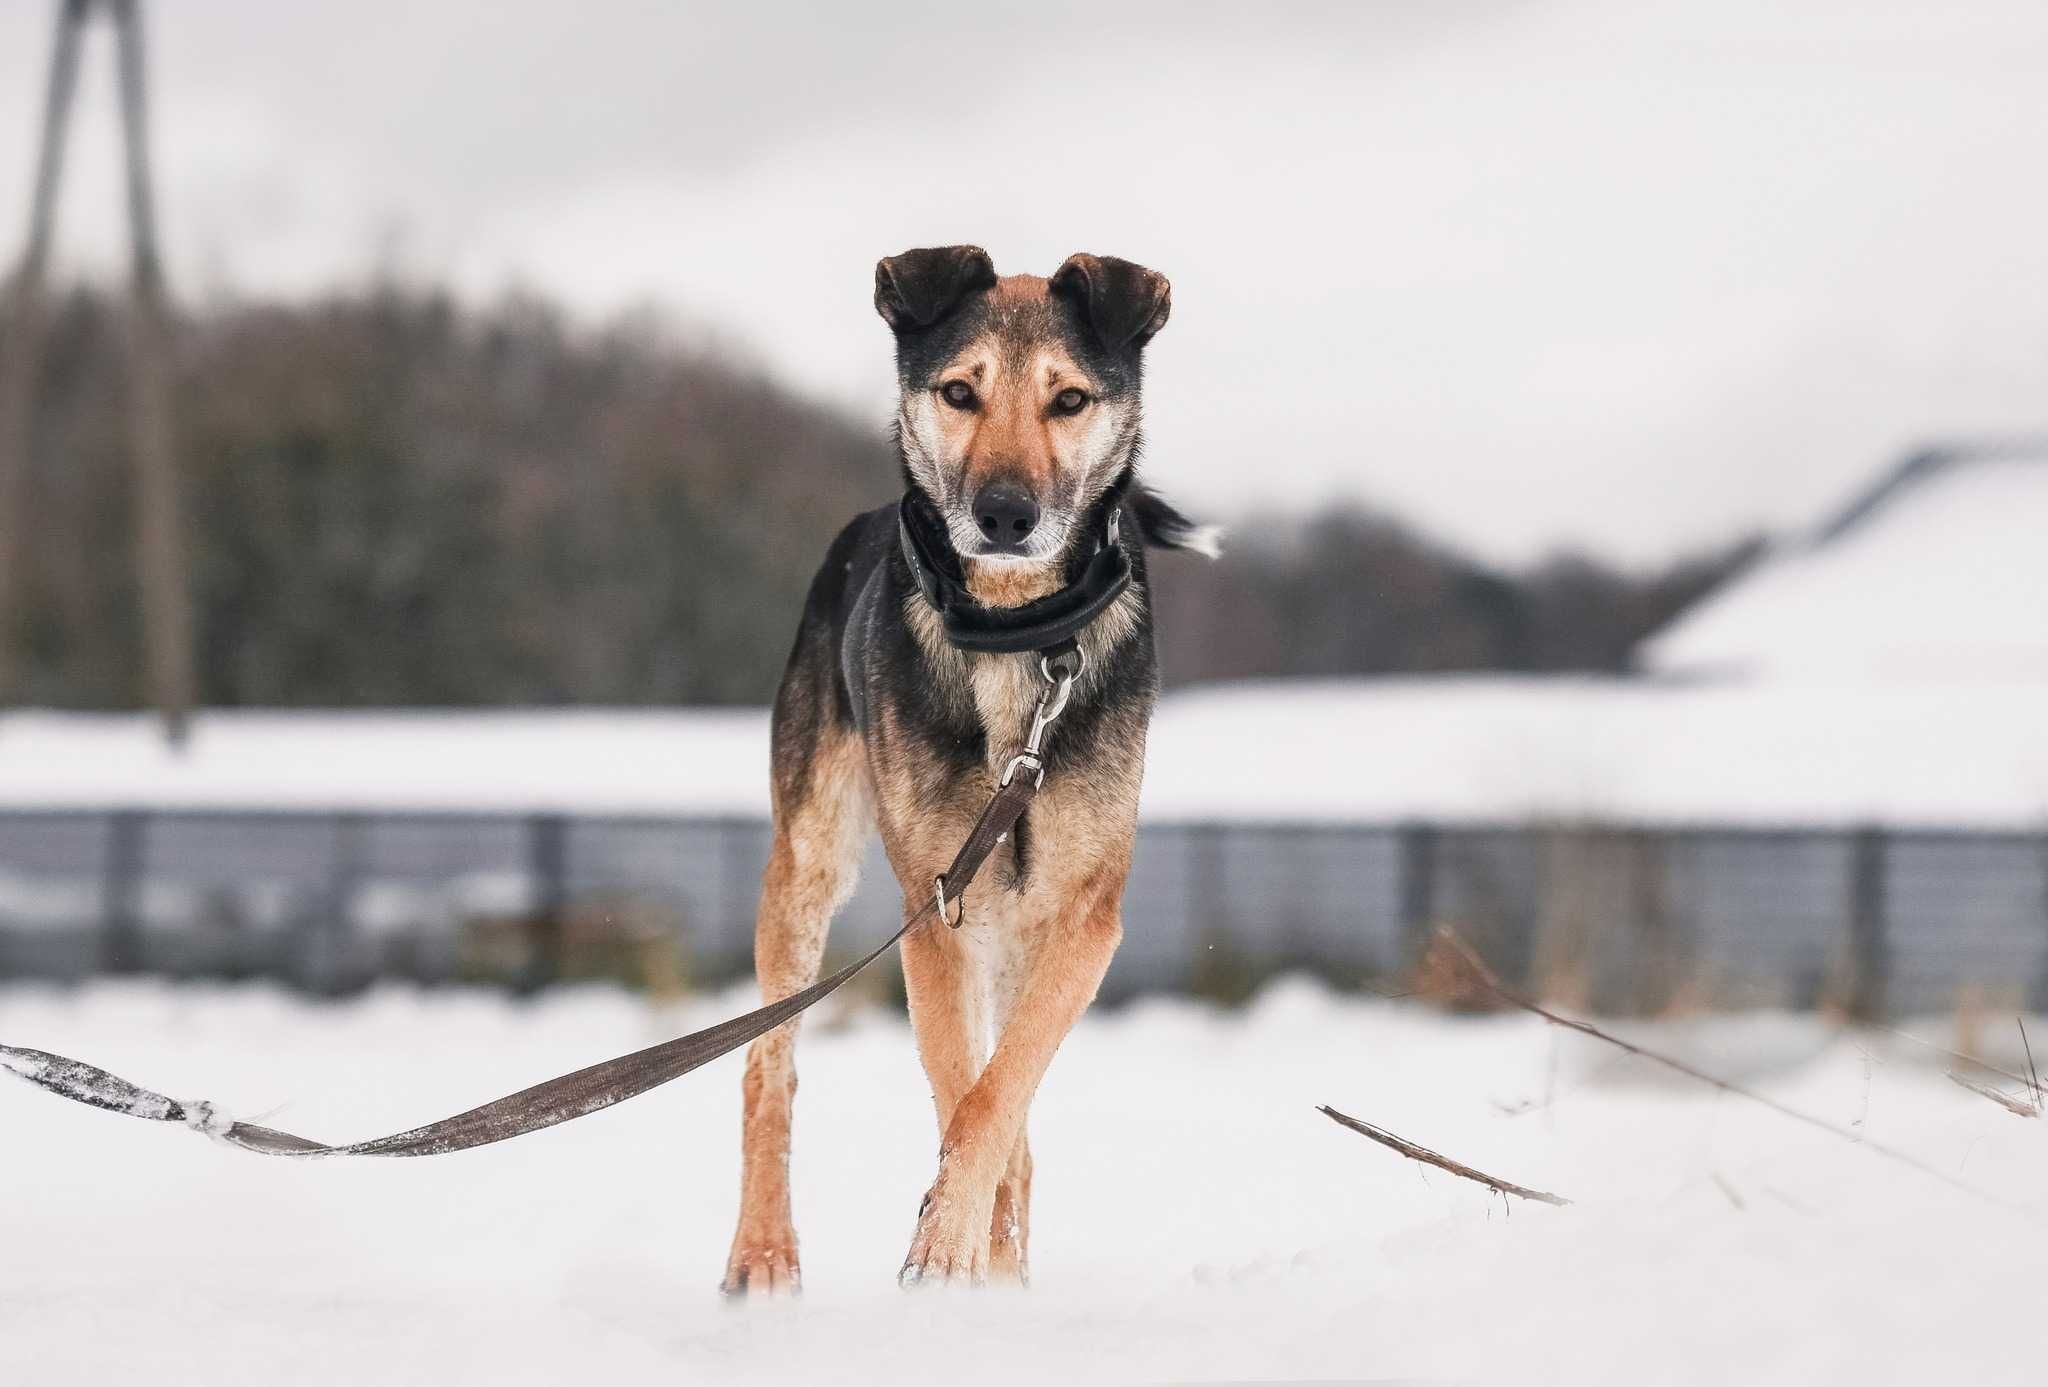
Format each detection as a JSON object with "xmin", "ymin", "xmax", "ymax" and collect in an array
[{"xmin": 721, "ymin": 245, "xmax": 1216, "ymax": 1294}]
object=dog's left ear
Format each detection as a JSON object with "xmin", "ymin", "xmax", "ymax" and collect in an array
[
  {"xmin": 874, "ymin": 245, "xmax": 997, "ymax": 333},
  {"xmin": 1050, "ymin": 253, "xmax": 1172, "ymax": 351}
]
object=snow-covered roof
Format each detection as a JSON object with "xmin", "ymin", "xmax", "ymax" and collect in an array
[
  {"xmin": 1643, "ymin": 447, "xmax": 2048, "ymax": 683},
  {"xmin": 4, "ymin": 676, "xmax": 2045, "ymax": 829}
]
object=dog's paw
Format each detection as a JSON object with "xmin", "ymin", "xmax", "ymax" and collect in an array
[
  {"xmin": 987, "ymin": 1183, "xmax": 1029, "ymax": 1286},
  {"xmin": 721, "ymin": 1240, "xmax": 801, "ymax": 1299},
  {"xmin": 985, "ymin": 1239, "xmax": 1028, "ymax": 1287},
  {"xmin": 898, "ymin": 1185, "xmax": 991, "ymax": 1289}
]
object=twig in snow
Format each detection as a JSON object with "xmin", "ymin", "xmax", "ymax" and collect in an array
[
  {"xmin": 2020, "ymin": 1018, "xmax": 2042, "ymax": 1109},
  {"xmin": 1427, "ymin": 928, "xmax": 2030, "ymax": 1212},
  {"xmin": 1946, "ymin": 1070, "xmax": 2041, "ymax": 1118},
  {"xmin": 1763, "ymin": 1185, "xmax": 1815, "ymax": 1217},
  {"xmin": 1317, "ymin": 1105, "xmax": 1571, "ymax": 1207},
  {"xmin": 1871, "ymin": 1022, "xmax": 2034, "ymax": 1089}
]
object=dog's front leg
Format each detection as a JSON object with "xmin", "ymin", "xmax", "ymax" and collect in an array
[
  {"xmin": 900, "ymin": 905, "xmax": 991, "ymax": 1134},
  {"xmin": 899, "ymin": 877, "xmax": 1122, "ymax": 1287},
  {"xmin": 988, "ymin": 1127, "xmax": 1033, "ymax": 1284},
  {"xmin": 722, "ymin": 729, "xmax": 869, "ymax": 1298}
]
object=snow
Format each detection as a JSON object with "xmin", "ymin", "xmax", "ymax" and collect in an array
[
  {"xmin": 6, "ymin": 671, "xmax": 2048, "ymax": 829},
  {"xmin": 2, "ymin": 980, "xmax": 2042, "ymax": 1385},
  {"xmin": 1647, "ymin": 454, "xmax": 2048, "ymax": 683},
  {"xmin": 0, "ymin": 707, "xmax": 773, "ymax": 818},
  {"xmin": 1142, "ymin": 676, "xmax": 2048, "ymax": 828}
]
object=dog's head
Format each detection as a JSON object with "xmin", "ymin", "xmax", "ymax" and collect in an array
[{"xmin": 876, "ymin": 246, "xmax": 1170, "ymax": 565}]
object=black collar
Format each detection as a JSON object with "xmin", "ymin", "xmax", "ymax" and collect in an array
[{"xmin": 898, "ymin": 470, "xmax": 1134, "ymax": 657}]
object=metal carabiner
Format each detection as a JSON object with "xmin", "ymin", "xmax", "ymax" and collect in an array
[
  {"xmin": 1025, "ymin": 648, "xmax": 1083, "ymax": 753},
  {"xmin": 1002, "ymin": 651, "xmax": 1081, "ymax": 788}
]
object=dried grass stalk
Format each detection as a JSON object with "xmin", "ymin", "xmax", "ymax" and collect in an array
[
  {"xmin": 1426, "ymin": 928, "xmax": 2027, "ymax": 1211},
  {"xmin": 1945, "ymin": 1071, "xmax": 2042, "ymax": 1118},
  {"xmin": 1318, "ymin": 1104, "xmax": 1571, "ymax": 1207}
]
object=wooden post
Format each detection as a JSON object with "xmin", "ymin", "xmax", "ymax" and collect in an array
[
  {"xmin": 112, "ymin": 0, "xmax": 196, "ymax": 742},
  {"xmin": 100, "ymin": 808, "xmax": 145, "ymax": 973},
  {"xmin": 719, "ymin": 816, "xmax": 765, "ymax": 974},
  {"xmin": 521, "ymin": 813, "xmax": 569, "ymax": 993},
  {"xmin": 313, "ymin": 812, "xmax": 365, "ymax": 994},
  {"xmin": 1631, "ymin": 828, "xmax": 1684, "ymax": 1014},
  {"xmin": 1844, "ymin": 826, "xmax": 1889, "ymax": 1021},
  {"xmin": 2035, "ymin": 833, "xmax": 2048, "ymax": 1013},
  {"xmin": 1397, "ymin": 821, "xmax": 1438, "ymax": 969}
]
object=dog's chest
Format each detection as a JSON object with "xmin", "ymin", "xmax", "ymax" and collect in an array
[{"xmin": 966, "ymin": 655, "xmax": 1041, "ymax": 768}]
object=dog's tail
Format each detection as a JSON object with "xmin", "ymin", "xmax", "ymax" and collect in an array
[{"xmin": 1130, "ymin": 485, "xmax": 1223, "ymax": 558}]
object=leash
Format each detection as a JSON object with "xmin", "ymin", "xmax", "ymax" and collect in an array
[{"xmin": 1, "ymin": 654, "xmax": 1084, "ymax": 1159}]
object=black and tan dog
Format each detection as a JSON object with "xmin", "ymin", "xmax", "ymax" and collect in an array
[{"xmin": 722, "ymin": 246, "xmax": 1214, "ymax": 1294}]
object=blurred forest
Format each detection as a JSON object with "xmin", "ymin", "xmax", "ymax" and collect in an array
[
  {"xmin": 1153, "ymin": 511, "xmax": 1758, "ymax": 683},
  {"xmin": 0, "ymin": 287, "xmax": 1758, "ymax": 708}
]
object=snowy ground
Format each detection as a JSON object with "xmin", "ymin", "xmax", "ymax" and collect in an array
[
  {"xmin": 3, "ymin": 979, "xmax": 2043, "ymax": 1386},
  {"xmin": 8, "ymin": 668, "xmax": 2048, "ymax": 828}
]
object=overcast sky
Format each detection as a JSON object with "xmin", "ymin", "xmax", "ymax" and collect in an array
[{"xmin": 4, "ymin": 0, "xmax": 2046, "ymax": 564}]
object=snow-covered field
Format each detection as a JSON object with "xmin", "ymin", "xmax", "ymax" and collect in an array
[
  {"xmin": 3, "ymin": 979, "xmax": 2042, "ymax": 1386},
  {"xmin": 6, "ymin": 667, "xmax": 2048, "ymax": 829}
]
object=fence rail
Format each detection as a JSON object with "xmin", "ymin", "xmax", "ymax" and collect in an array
[{"xmin": 1, "ymin": 809, "xmax": 2043, "ymax": 1015}]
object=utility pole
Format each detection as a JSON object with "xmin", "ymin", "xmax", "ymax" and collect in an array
[
  {"xmin": 0, "ymin": 0, "xmax": 195, "ymax": 741},
  {"xmin": 111, "ymin": 0, "xmax": 197, "ymax": 741},
  {"xmin": 0, "ymin": 0, "xmax": 86, "ymax": 712}
]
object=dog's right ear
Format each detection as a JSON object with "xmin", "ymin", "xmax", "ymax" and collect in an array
[{"xmin": 874, "ymin": 245, "xmax": 997, "ymax": 333}]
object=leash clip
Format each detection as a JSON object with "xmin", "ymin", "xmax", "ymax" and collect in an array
[
  {"xmin": 936, "ymin": 646, "xmax": 1087, "ymax": 927},
  {"xmin": 1002, "ymin": 649, "xmax": 1082, "ymax": 788}
]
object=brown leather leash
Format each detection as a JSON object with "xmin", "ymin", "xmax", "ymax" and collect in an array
[{"xmin": 0, "ymin": 652, "xmax": 1083, "ymax": 1159}]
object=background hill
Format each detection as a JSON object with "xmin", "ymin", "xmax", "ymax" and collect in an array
[{"xmin": 1, "ymin": 286, "xmax": 1755, "ymax": 709}]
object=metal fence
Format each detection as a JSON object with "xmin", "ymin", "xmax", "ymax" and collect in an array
[{"xmin": 1, "ymin": 809, "xmax": 2043, "ymax": 1015}]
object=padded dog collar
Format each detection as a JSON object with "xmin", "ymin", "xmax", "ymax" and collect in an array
[{"xmin": 897, "ymin": 469, "xmax": 1134, "ymax": 657}]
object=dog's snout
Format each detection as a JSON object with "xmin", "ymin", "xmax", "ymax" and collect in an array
[{"xmin": 972, "ymin": 483, "xmax": 1040, "ymax": 548}]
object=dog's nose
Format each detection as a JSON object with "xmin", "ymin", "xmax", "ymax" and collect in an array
[{"xmin": 973, "ymin": 483, "xmax": 1040, "ymax": 548}]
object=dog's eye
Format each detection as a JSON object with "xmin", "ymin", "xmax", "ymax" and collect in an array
[
  {"xmin": 939, "ymin": 381, "xmax": 978, "ymax": 410},
  {"xmin": 1052, "ymin": 388, "xmax": 1090, "ymax": 415}
]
